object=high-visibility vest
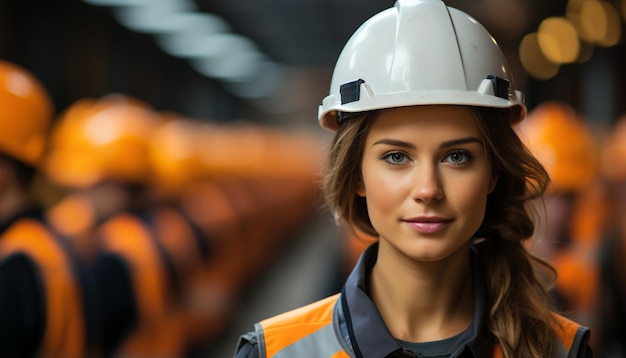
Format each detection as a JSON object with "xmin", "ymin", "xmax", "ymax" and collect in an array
[
  {"xmin": 0, "ymin": 218, "xmax": 87, "ymax": 357},
  {"xmin": 257, "ymin": 294, "xmax": 347, "ymax": 358},
  {"xmin": 97, "ymin": 212, "xmax": 188, "ymax": 357},
  {"xmin": 256, "ymin": 293, "xmax": 588, "ymax": 358}
]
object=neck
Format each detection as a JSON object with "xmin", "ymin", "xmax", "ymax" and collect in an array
[{"xmin": 369, "ymin": 242, "xmax": 474, "ymax": 343}]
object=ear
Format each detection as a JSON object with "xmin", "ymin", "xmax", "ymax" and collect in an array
[
  {"xmin": 488, "ymin": 174, "xmax": 499, "ymax": 194},
  {"xmin": 356, "ymin": 176, "xmax": 366, "ymax": 197}
]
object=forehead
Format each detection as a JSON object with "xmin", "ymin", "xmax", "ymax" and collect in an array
[{"xmin": 367, "ymin": 105, "xmax": 480, "ymax": 140}]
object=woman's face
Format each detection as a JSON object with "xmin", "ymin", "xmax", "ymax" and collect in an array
[{"xmin": 358, "ymin": 105, "xmax": 496, "ymax": 262}]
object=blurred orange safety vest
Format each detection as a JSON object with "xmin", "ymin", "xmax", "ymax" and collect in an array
[
  {"xmin": 96, "ymin": 208, "xmax": 207, "ymax": 357},
  {"xmin": 0, "ymin": 218, "xmax": 90, "ymax": 357}
]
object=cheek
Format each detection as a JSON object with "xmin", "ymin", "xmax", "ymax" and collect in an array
[
  {"xmin": 445, "ymin": 173, "xmax": 491, "ymax": 220},
  {"xmin": 360, "ymin": 165, "xmax": 408, "ymax": 221},
  {"xmin": 363, "ymin": 173, "xmax": 402, "ymax": 208}
]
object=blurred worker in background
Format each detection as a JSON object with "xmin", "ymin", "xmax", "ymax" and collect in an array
[
  {"xmin": 235, "ymin": 1, "xmax": 591, "ymax": 357},
  {"xmin": 597, "ymin": 113, "xmax": 626, "ymax": 357},
  {"xmin": 0, "ymin": 60, "xmax": 100, "ymax": 357},
  {"xmin": 44, "ymin": 94, "xmax": 197, "ymax": 357},
  {"xmin": 44, "ymin": 94, "xmax": 327, "ymax": 357},
  {"xmin": 516, "ymin": 101, "xmax": 603, "ymax": 349},
  {"xmin": 146, "ymin": 114, "xmax": 326, "ymax": 354}
]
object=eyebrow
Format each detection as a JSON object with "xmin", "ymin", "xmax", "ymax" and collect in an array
[
  {"xmin": 440, "ymin": 137, "xmax": 483, "ymax": 148},
  {"xmin": 373, "ymin": 136, "xmax": 483, "ymax": 149}
]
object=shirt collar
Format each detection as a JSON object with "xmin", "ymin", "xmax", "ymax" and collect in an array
[{"xmin": 339, "ymin": 242, "xmax": 495, "ymax": 358}]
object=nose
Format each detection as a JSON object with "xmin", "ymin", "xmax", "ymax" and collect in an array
[{"xmin": 411, "ymin": 164, "xmax": 443, "ymax": 204}]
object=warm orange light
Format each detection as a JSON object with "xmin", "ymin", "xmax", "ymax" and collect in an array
[
  {"xmin": 575, "ymin": 40, "xmax": 595, "ymax": 63},
  {"xmin": 597, "ymin": 1, "xmax": 621, "ymax": 46},
  {"xmin": 578, "ymin": 0, "xmax": 622, "ymax": 46},
  {"xmin": 538, "ymin": 17, "xmax": 580, "ymax": 63},
  {"xmin": 519, "ymin": 33, "xmax": 560, "ymax": 80}
]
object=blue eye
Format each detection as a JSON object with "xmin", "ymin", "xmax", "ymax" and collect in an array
[
  {"xmin": 444, "ymin": 151, "xmax": 472, "ymax": 165},
  {"xmin": 382, "ymin": 151, "xmax": 409, "ymax": 164}
]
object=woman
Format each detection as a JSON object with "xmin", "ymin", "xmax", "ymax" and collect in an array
[{"xmin": 234, "ymin": 0, "xmax": 592, "ymax": 356}]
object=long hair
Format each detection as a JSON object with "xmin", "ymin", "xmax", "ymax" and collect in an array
[
  {"xmin": 472, "ymin": 107, "xmax": 556, "ymax": 357},
  {"xmin": 322, "ymin": 106, "xmax": 557, "ymax": 357}
]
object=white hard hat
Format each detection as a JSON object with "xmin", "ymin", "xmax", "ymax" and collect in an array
[{"xmin": 318, "ymin": 0, "xmax": 526, "ymax": 131}]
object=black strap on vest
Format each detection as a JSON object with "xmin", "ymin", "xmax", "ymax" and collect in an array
[{"xmin": 340, "ymin": 288, "xmax": 364, "ymax": 358}]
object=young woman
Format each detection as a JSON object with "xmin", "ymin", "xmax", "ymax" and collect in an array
[{"xmin": 234, "ymin": 0, "xmax": 592, "ymax": 357}]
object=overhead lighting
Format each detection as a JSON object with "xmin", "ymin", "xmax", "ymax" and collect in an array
[
  {"xmin": 82, "ymin": 0, "xmax": 283, "ymax": 100},
  {"xmin": 224, "ymin": 60, "xmax": 286, "ymax": 100},
  {"xmin": 155, "ymin": 14, "xmax": 232, "ymax": 57},
  {"xmin": 82, "ymin": 0, "xmax": 147, "ymax": 6},
  {"xmin": 113, "ymin": 1, "xmax": 196, "ymax": 33},
  {"xmin": 189, "ymin": 34, "xmax": 261, "ymax": 81}
]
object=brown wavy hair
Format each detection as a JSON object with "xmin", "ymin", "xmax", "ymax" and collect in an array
[{"xmin": 322, "ymin": 106, "xmax": 558, "ymax": 357}]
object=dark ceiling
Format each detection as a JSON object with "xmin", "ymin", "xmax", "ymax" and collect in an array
[
  {"xmin": 196, "ymin": 0, "xmax": 569, "ymax": 67},
  {"xmin": 4, "ymin": 0, "xmax": 623, "ymax": 123}
]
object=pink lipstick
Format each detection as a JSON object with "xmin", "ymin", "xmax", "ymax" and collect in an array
[{"xmin": 404, "ymin": 216, "xmax": 452, "ymax": 234}]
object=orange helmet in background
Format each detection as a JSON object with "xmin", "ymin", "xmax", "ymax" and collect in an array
[
  {"xmin": 0, "ymin": 60, "xmax": 55, "ymax": 168},
  {"xmin": 146, "ymin": 116, "xmax": 198, "ymax": 192},
  {"xmin": 45, "ymin": 94, "xmax": 162, "ymax": 188},
  {"xmin": 517, "ymin": 101, "xmax": 598, "ymax": 194},
  {"xmin": 601, "ymin": 113, "xmax": 626, "ymax": 182}
]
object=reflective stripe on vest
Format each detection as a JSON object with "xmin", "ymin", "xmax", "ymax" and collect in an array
[
  {"xmin": 259, "ymin": 294, "xmax": 587, "ymax": 358},
  {"xmin": 0, "ymin": 218, "xmax": 85, "ymax": 357},
  {"xmin": 258, "ymin": 294, "xmax": 348, "ymax": 357}
]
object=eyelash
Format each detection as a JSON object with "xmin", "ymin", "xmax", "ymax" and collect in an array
[
  {"xmin": 380, "ymin": 150, "xmax": 474, "ymax": 166},
  {"xmin": 444, "ymin": 150, "xmax": 474, "ymax": 166},
  {"xmin": 380, "ymin": 151, "xmax": 410, "ymax": 165}
]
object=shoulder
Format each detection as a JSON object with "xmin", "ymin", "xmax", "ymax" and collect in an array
[
  {"xmin": 260, "ymin": 293, "xmax": 340, "ymax": 331},
  {"xmin": 0, "ymin": 252, "xmax": 40, "ymax": 286},
  {"xmin": 235, "ymin": 294, "xmax": 342, "ymax": 358},
  {"xmin": 0, "ymin": 218, "xmax": 60, "ymax": 258},
  {"xmin": 550, "ymin": 313, "xmax": 592, "ymax": 357},
  {"xmin": 235, "ymin": 331, "xmax": 260, "ymax": 358},
  {"xmin": 0, "ymin": 218, "xmax": 62, "ymax": 303},
  {"xmin": 1, "ymin": 218, "xmax": 49, "ymax": 239}
]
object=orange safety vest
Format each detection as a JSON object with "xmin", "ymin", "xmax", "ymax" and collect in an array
[
  {"xmin": 257, "ymin": 294, "xmax": 588, "ymax": 358},
  {"xmin": 97, "ymin": 212, "xmax": 190, "ymax": 357},
  {"xmin": 0, "ymin": 218, "xmax": 87, "ymax": 357}
]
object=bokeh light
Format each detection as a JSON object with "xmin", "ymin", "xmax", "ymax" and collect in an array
[
  {"xmin": 538, "ymin": 17, "xmax": 580, "ymax": 63},
  {"xmin": 519, "ymin": 33, "xmax": 560, "ymax": 80}
]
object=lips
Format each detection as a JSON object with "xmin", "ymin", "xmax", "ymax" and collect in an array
[{"xmin": 403, "ymin": 216, "xmax": 453, "ymax": 234}]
